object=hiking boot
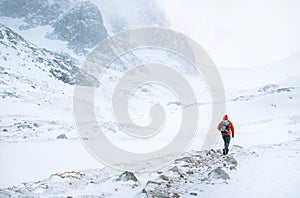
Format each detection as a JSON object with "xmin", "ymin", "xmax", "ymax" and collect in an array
[{"xmin": 225, "ymin": 148, "xmax": 229, "ymax": 155}]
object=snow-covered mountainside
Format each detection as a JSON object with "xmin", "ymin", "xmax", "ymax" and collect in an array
[
  {"xmin": 0, "ymin": 0, "xmax": 108, "ymax": 55},
  {"xmin": 0, "ymin": 0, "xmax": 168, "ymax": 56},
  {"xmin": 0, "ymin": 24, "xmax": 99, "ymax": 87},
  {"xmin": 0, "ymin": 23, "xmax": 100, "ymax": 145}
]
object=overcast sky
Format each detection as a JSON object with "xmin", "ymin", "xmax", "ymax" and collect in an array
[{"xmin": 159, "ymin": 0, "xmax": 300, "ymax": 67}]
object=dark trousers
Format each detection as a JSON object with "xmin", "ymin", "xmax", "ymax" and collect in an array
[{"xmin": 222, "ymin": 135, "xmax": 231, "ymax": 150}]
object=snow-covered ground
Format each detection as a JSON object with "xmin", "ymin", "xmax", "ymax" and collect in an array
[
  {"xmin": 0, "ymin": 14, "xmax": 300, "ymax": 197},
  {"xmin": 203, "ymin": 140, "xmax": 300, "ymax": 198},
  {"xmin": 1, "ymin": 140, "xmax": 299, "ymax": 197}
]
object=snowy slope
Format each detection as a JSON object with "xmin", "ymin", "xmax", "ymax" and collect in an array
[
  {"xmin": 201, "ymin": 140, "xmax": 300, "ymax": 198},
  {"xmin": 0, "ymin": 24, "xmax": 104, "ymax": 187},
  {"xmin": 0, "ymin": 24, "xmax": 208, "ymax": 187},
  {"xmin": 1, "ymin": 140, "xmax": 299, "ymax": 197},
  {"xmin": 1, "ymin": 38, "xmax": 299, "ymax": 196},
  {"xmin": 219, "ymin": 53, "xmax": 300, "ymax": 90}
]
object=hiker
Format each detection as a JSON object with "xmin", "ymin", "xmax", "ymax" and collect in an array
[{"xmin": 217, "ymin": 114, "xmax": 234, "ymax": 155}]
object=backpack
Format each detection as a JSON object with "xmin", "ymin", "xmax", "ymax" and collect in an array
[{"xmin": 220, "ymin": 120, "xmax": 230, "ymax": 132}]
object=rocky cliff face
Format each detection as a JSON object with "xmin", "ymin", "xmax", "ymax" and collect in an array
[
  {"xmin": 0, "ymin": 0, "xmax": 108, "ymax": 55},
  {"xmin": 0, "ymin": 0, "xmax": 169, "ymax": 56}
]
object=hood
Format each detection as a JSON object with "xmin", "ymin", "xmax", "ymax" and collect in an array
[{"xmin": 223, "ymin": 114, "xmax": 228, "ymax": 120}]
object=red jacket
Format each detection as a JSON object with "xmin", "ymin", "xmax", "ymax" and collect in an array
[{"xmin": 217, "ymin": 114, "xmax": 234, "ymax": 137}]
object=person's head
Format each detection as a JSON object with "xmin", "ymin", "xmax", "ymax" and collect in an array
[{"xmin": 223, "ymin": 114, "xmax": 228, "ymax": 120}]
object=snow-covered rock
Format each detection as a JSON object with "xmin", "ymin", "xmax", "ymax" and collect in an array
[
  {"xmin": 0, "ymin": 0, "xmax": 169, "ymax": 55},
  {"xmin": 0, "ymin": 0, "xmax": 108, "ymax": 55},
  {"xmin": 0, "ymin": 149, "xmax": 238, "ymax": 197},
  {"xmin": 0, "ymin": 23, "xmax": 99, "ymax": 86},
  {"xmin": 56, "ymin": 133, "xmax": 67, "ymax": 139},
  {"xmin": 116, "ymin": 171, "xmax": 138, "ymax": 182},
  {"xmin": 207, "ymin": 167, "xmax": 230, "ymax": 180}
]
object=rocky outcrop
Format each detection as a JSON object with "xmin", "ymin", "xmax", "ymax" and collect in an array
[
  {"xmin": 116, "ymin": 171, "xmax": 138, "ymax": 182},
  {"xmin": 207, "ymin": 167, "xmax": 230, "ymax": 180},
  {"xmin": 0, "ymin": 0, "xmax": 107, "ymax": 55},
  {"xmin": 0, "ymin": 24, "xmax": 99, "ymax": 86},
  {"xmin": 0, "ymin": 149, "xmax": 238, "ymax": 197}
]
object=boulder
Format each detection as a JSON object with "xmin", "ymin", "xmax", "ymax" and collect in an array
[
  {"xmin": 116, "ymin": 171, "xmax": 138, "ymax": 182},
  {"xmin": 225, "ymin": 156, "xmax": 238, "ymax": 167},
  {"xmin": 159, "ymin": 174, "xmax": 170, "ymax": 181},
  {"xmin": 207, "ymin": 167, "xmax": 230, "ymax": 180},
  {"xmin": 56, "ymin": 133, "xmax": 67, "ymax": 139}
]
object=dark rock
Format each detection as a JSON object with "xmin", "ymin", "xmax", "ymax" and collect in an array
[
  {"xmin": 146, "ymin": 180, "xmax": 161, "ymax": 185},
  {"xmin": 186, "ymin": 170, "xmax": 194, "ymax": 175},
  {"xmin": 230, "ymin": 166, "xmax": 236, "ymax": 170},
  {"xmin": 116, "ymin": 171, "xmax": 138, "ymax": 182},
  {"xmin": 206, "ymin": 149, "xmax": 216, "ymax": 156},
  {"xmin": 0, "ymin": 0, "xmax": 108, "ymax": 55},
  {"xmin": 159, "ymin": 174, "xmax": 169, "ymax": 181},
  {"xmin": 56, "ymin": 133, "xmax": 67, "ymax": 139},
  {"xmin": 50, "ymin": 1, "xmax": 108, "ymax": 55},
  {"xmin": 169, "ymin": 166, "xmax": 180, "ymax": 173}
]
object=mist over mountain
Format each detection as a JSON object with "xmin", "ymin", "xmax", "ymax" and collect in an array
[
  {"xmin": 0, "ymin": 0, "xmax": 169, "ymax": 55},
  {"xmin": 94, "ymin": 0, "xmax": 169, "ymax": 34}
]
